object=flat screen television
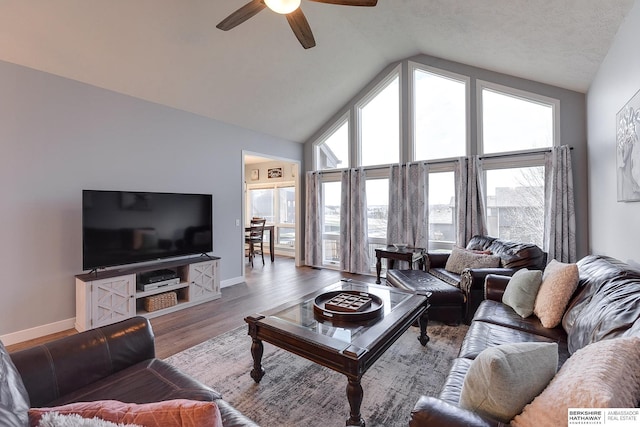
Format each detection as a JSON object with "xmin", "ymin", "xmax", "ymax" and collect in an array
[{"xmin": 82, "ymin": 190, "xmax": 213, "ymax": 271}]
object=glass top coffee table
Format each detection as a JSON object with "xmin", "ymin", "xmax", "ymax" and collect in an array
[{"xmin": 245, "ymin": 279, "xmax": 430, "ymax": 426}]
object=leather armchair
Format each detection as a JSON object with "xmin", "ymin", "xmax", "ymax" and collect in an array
[{"xmin": 425, "ymin": 235, "xmax": 546, "ymax": 322}]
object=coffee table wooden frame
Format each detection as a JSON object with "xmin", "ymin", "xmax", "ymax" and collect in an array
[{"xmin": 245, "ymin": 281, "xmax": 430, "ymax": 426}]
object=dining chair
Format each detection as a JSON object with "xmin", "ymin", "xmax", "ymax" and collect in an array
[{"xmin": 245, "ymin": 217, "xmax": 266, "ymax": 267}]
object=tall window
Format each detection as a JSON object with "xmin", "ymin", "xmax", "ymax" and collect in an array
[
  {"xmin": 358, "ymin": 71, "xmax": 400, "ymax": 167},
  {"xmin": 316, "ymin": 118, "xmax": 349, "ymax": 170},
  {"xmin": 322, "ymin": 181, "xmax": 341, "ymax": 266},
  {"xmin": 413, "ymin": 65, "xmax": 468, "ymax": 160},
  {"xmin": 366, "ymin": 177, "xmax": 389, "ymax": 270},
  {"xmin": 485, "ymin": 166, "xmax": 545, "ymax": 246},
  {"xmin": 428, "ymin": 171, "xmax": 456, "ymax": 249},
  {"xmin": 480, "ymin": 81, "xmax": 558, "ymax": 154}
]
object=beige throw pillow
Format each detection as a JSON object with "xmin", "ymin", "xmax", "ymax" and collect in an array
[
  {"xmin": 444, "ymin": 246, "xmax": 500, "ymax": 275},
  {"xmin": 502, "ymin": 269, "xmax": 543, "ymax": 318},
  {"xmin": 459, "ymin": 342, "xmax": 558, "ymax": 423},
  {"xmin": 511, "ymin": 336, "xmax": 640, "ymax": 427},
  {"xmin": 533, "ymin": 260, "xmax": 579, "ymax": 328}
]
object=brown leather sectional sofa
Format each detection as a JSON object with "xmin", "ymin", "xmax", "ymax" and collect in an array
[
  {"xmin": 5, "ymin": 316, "xmax": 259, "ymax": 427},
  {"xmin": 409, "ymin": 254, "xmax": 640, "ymax": 427}
]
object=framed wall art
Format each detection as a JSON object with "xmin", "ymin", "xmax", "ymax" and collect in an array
[
  {"xmin": 616, "ymin": 88, "xmax": 640, "ymax": 202},
  {"xmin": 268, "ymin": 167, "xmax": 283, "ymax": 179},
  {"xmin": 250, "ymin": 169, "xmax": 259, "ymax": 181}
]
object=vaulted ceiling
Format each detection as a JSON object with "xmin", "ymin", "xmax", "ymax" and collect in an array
[{"xmin": 0, "ymin": 1, "xmax": 634, "ymax": 142}]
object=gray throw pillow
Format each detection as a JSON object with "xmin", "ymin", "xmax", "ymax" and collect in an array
[
  {"xmin": 0, "ymin": 341, "xmax": 30, "ymax": 427},
  {"xmin": 502, "ymin": 269, "xmax": 543, "ymax": 318},
  {"xmin": 444, "ymin": 246, "xmax": 500, "ymax": 275},
  {"xmin": 459, "ymin": 342, "xmax": 558, "ymax": 423}
]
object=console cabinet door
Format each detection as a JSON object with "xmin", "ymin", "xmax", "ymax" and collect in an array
[
  {"xmin": 189, "ymin": 260, "xmax": 220, "ymax": 301},
  {"xmin": 90, "ymin": 274, "xmax": 136, "ymax": 329}
]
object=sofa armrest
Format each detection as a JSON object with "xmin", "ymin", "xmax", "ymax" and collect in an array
[
  {"xmin": 10, "ymin": 317, "xmax": 155, "ymax": 407},
  {"xmin": 484, "ymin": 274, "xmax": 513, "ymax": 301},
  {"xmin": 425, "ymin": 252, "xmax": 450, "ymax": 269},
  {"xmin": 460, "ymin": 268, "xmax": 517, "ymax": 294},
  {"xmin": 410, "ymin": 396, "xmax": 503, "ymax": 427}
]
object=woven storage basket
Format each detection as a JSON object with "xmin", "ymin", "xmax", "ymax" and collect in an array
[{"xmin": 144, "ymin": 291, "xmax": 178, "ymax": 312}]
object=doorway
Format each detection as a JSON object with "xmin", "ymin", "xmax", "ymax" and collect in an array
[{"xmin": 242, "ymin": 151, "xmax": 302, "ymax": 273}]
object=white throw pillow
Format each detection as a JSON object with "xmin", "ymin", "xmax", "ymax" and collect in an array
[
  {"xmin": 502, "ymin": 269, "xmax": 543, "ymax": 318},
  {"xmin": 459, "ymin": 342, "xmax": 558, "ymax": 423}
]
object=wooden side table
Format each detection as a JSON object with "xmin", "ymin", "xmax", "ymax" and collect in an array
[{"xmin": 375, "ymin": 246, "xmax": 425, "ymax": 284}]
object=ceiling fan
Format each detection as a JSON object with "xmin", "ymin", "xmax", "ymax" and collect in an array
[{"xmin": 216, "ymin": 0, "xmax": 378, "ymax": 49}]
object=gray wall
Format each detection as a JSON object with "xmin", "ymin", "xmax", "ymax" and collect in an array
[
  {"xmin": 587, "ymin": 0, "xmax": 640, "ymax": 265},
  {"xmin": 304, "ymin": 55, "xmax": 589, "ymax": 259},
  {"xmin": 0, "ymin": 60, "xmax": 302, "ymax": 337}
]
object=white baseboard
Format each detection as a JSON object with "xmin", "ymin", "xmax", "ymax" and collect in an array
[
  {"xmin": 0, "ymin": 318, "xmax": 76, "ymax": 347},
  {"xmin": 221, "ymin": 276, "xmax": 244, "ymax": 288}
]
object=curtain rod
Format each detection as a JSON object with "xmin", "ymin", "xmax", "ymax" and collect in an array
[
  {"xmin": 313, "ymin": 146, "xmax": 573, "ymax": 173},
  {"xmin": 478, "ymin": 146, "xmax": 573, "ymax": 161}
]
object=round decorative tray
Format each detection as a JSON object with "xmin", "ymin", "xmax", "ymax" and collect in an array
[{"xmin": 313, "ymin": 290, "xmax": 384, "ymax": 323}]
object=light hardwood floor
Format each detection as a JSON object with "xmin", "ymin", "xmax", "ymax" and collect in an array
[{"xmin": 7, "ymin": 257, "xmax": 376, "ymax": 359}]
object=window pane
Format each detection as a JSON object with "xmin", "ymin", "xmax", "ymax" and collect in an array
[
  {"xmin": 428, "ymin": 172, "xmax": 455, "ymax": 248},
  {"xmin": 482, "ymin": 89, "xmax": 554, "ymax": 154},
  {"xmin": 249, "ymin": 189, "xmax": 274, "ymax": 223},
  {"xmin": 366, "ymin": 178, "xmax": 389, "ymax": 270},
  {"xmin": 322, "ymin": 181, "xmax": 341, "ymax": 266},
  {"xmin": 414, "ymin": 70, "xmax": 466, "ymax": 160},
  {"xmin": 278, "ymin": 186, "xmax": 295, "ymax": 224},
  {"xmin": 277, "ymin": 227, "xmax": 295, "ymax": 247},
  {"xmin": 485, "ymin": 167, "xmax": 544, "ymax": 247},
  {"xmin": 317, "ymin": 121, "xmax": 349, "ymax": 170},
  {"xmin": 360, "ymin": 75, "xmax": 400, "ymax": 167}
]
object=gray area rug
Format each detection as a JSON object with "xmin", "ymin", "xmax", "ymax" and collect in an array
[{"xmin": 165, "ymin": 323, "xmax": 467, "ymax": 427}]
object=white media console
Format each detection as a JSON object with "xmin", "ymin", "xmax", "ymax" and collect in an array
[{"xmin": 75, "ymin": 255, "xmax": 221, "ymax": 332}]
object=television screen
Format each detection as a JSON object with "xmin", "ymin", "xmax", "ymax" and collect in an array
[{"xmin": 82, "ymin": 190, "xmax": 213, "ymax": 270}]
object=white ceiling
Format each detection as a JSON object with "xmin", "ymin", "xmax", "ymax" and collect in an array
[{"xmin": 0, "ymin": 1, "xmax": 635, "ymax": 143}]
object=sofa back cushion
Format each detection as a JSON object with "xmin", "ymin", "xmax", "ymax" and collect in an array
[
  {"xmin": 562, "ymin": 255, "xmax": 640, "ymax": 354},
  {"xmin": 466, "ymin": 235, "xmax": 546, "ymax": 270},
  {"xmin": 10, "ymin": 317, "xmax": 155, "ymax": 407}
]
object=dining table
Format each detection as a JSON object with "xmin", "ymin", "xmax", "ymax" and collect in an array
[{"xmin": 245, "ymin": 224, "xmax": 275, "ymax": 262}]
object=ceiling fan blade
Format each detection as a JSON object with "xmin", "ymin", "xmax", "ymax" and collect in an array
[
  {"xmin": 307, "ymin": 0, "xmax": 377, "ymax": 6},
  {"xmin": 216, "ymin": 0, "xmax": 267, "ymax": 31},
  {"xmin": 286, "ymin": 8, "xmax": 316, "ymax": 49}
]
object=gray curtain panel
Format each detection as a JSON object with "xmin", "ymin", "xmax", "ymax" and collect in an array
[
  {"xmin": 544, "ymin": 145, "xmax": 576, "ymax": 263},
  {"xmin": 340, "ymin": 168, "xmax": 370, "ymax": 274},
  {"xmin": 456, "ymin": 156, "xmax": 488, "ymax": 247},
  {"xmin": 387, "ymin": 162, "xmax": 430, "ymax": 251},
  {"xmin": 305, "ymin": 171, "xmax": 324, "ymax": 267}
]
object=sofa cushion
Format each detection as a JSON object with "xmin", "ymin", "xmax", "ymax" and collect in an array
[
  {"xmin": 29, "ymin": 399, "xmax": 223, "ymax": 427},
  {"xmin": 533, "ymin": 260, "xmax": 579, "ymax": 328},
  {"xmin": 473, "ymin": 301, "xmax": 568, "ymax": 343},
  {"xmin": 501, "ymin": 269, "xmax": 543, "ymax": 318},
  {"xmin": 45, "ymin": 359, "xmax": 222, "ymax": 407},
  {"xmin": 458, "ymin": 321, "xmax": 560, "ymax": 361},
  {"xmin": 445, "ymin": 246, "xmax": 500, "ymax": 275},
  {"xmin": 459, "ymin": 342, "xmax": 558, "ymax": 423},
  {"xmin": 466, "ymin": 235, "xmax": 546, "ymax": 270},
  {"xmin": 0, "ymin": 340, "xmax": 30, "ymax": 427},
  {"xmin": 511, "ymin": 336, "xmax": 640, "ymax": 427}
]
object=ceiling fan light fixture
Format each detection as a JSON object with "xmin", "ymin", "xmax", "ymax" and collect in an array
[{"xmin": 264, "ymin": 0, "xmax": 301, "ymax": 14}]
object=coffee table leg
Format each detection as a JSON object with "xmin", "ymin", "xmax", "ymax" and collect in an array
[
  {"xmin": 346, "ymin": 377, "xmax": 365, "ymax": 426},
  {"xmin": 250, "ymin": 338, "xmax": 265, "ymax": 383},
  {"xmin": 418, "ymin": 310, "xmax": 430, "ymax": 346}
]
